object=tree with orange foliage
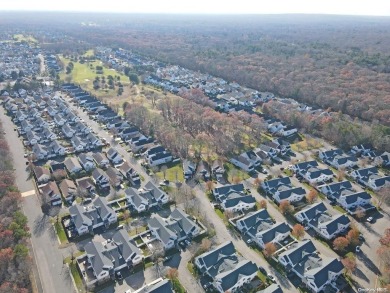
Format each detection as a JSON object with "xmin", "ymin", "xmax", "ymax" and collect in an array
[
  {"xmin": 279, "ymin": 200, "xmax": 294, "ymax": 215},
  {"xmin": 292, "ymin": 224, "xmax": 305, "ymax": 240},
  {"xmin": 263, "ymin": 242, "xmax": 277, "ymax": 258},
  {"xmin": 259, "ymin": 199, "xmax": 267, "ymax": 210},
  {"xmin": 341, "ymin": 255, "xmax": 357, "ymax": 275},
  {"xmin": 346, "ymin": 227, "xmax": 360, "ymax": 246},
  {"xmin": 333, "ymin": 237, "xmax": 350, "ymax": 252},
  {"xmin": 306, "ymin": 189, "xmax": 318, "ymax": 204}
]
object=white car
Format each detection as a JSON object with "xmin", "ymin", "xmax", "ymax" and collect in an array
[{"xmin": 267, "ymin": 274, "xmax": 276, "ymax": 282}]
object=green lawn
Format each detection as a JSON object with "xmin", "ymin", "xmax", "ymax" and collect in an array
[
  {"xmin": 54, "ymin": 222, "xmax": 68, "ymax": 244},
  {"xmin": 83, "ymin": 49, "xmax": 95, "ymax": 57},
  {"xmin": 225, "ymin": 162, "xmax": 250, "ymax": 182},
  {"xmin": 171, "ymin": 278, "xmax": 186, "ymax": 293},
  {"xmin": 156, "ymin": 163, "xmax": 184, "ymax": 182},
  {"xmin": 64, "ymin": 251, "xmax": 85, "ymax": 264},
  {"xmin": 59, "ymin": 56, "xmax": 129, "ymax": 97},
  {"xmin": 291, "ymin": 137, "xmax": 322, "ymax": 152},
  {"xmin": 69, "ymin": 263, "xmax": 84, "ymax": 292},
  {"xmin": 13, "ymin": 34, "xmax": 38, "ymax": 43}
]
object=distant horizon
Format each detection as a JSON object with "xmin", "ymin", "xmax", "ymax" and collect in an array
[
  {"xmin": 1, "ymin": 11, "xmax": 390, "ymax": 17},
  {"xmin": 0, "ymin": 0, "xmax": 389, "ymax": 16}
]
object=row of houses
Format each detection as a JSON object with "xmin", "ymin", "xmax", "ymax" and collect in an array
[
  {"xmin": 182, "ymin": 159, "xmax": 225, "ymax": 181},
  {"xmin": 62, "ymin": 84, "xmax": 175, "ymax": 167},
  {"xmin": 230, "ymin": 138, "xmax": 291, "ymax": 172}
]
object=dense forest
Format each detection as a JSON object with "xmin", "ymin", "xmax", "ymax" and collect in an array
[
  {"xmin": 0, "ymin": 121, "xmax": 31, "ymax": 293},
  {"xmin": 1, "ymin": 13, "xmax": 390, "ymax": 126}
]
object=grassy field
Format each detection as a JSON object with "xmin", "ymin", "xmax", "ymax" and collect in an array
[
  {"xmin": 225, "ymin": 162, "xmax": 250, "ymax": 182},
  {"xmin": 82, "ymin": 49, "xmax": 94, "ymax": 57},
  {"xmin": 156, "ymin": 163, "xmax": 184, "ymax": 182},
  {"xmin": 291, "ymin": 136, "xmax": 323, "ymax": 152},
  {"xmin": 59, "ymin": 56, "xmax": 130, "ymax": 98},
  {"xmin": 13, "ymin": 34, "xmax": 38, "ymax": 43}
]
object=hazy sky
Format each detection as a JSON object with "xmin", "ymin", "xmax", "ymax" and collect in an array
[{"xmin": 1, "ymin": 0, "xmax": 390, "ymax": 16}]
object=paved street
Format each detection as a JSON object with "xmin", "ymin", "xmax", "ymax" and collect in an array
[
  {"xmin": 2, "ymin": 91, "xmax": 385, "ymax": 293},
  {"xmin": 0, "ymin": 106, "xmax": 75, "ymax": 293}
]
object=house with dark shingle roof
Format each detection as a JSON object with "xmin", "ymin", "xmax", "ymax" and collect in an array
[
  {"xmin": 148, "ymin": 208, "xmax": 201, "ymax": 250},
  {"xmin": 278, "ymin": 239, "xmax": 344, "ymax": 292},
  {"xmin": 132, "ymin": 278, "xmax": 173, "ymax": 293},
  {"xmin": 236, "ymin": 209, "xmax": 290, "ymax": 249},
  {"xmin": 118, "ymin": 162, "xmax": 140, "ymax": 185},
  {"xmin": 183, "ymin": 159, "xmax": 197, "ymax": 180},
  {"xmin": 92, "ymin": 168, "xmax": 110, "ymax": 189},
  {"xmin": 261, "ymin": 177, "xmax": 306, "ymax": 203},
  {"xmin": 321, "ymin": 182, "xmax": 374, "ymax": 214},
  {"xmin": 59, "ymin": 179, "xmax": 77, "ymax": 203},
  {"xmin": 194, "ymin": 241, "xmax": 258, "ymax": 293},
  {"xmin": 39, "ymin": 181, "xmax": 62, "ymax": 206},
  {"xmin": 64, "ymin": 157, "xmax": 83, "ymax": 175},
  {"xmin": 33, "ymin": 166, "xmax": 51, "ymax": 184},
  {"xmin": 82, "ymin": 229, "xmax": 142, "ymax": 284},
  {"xmin": 213, "ymin": 183, "xmax": 256, "ymax": 212},
  {"xmin": 78, "ymin": 153, "xmax": 96, "ymax": 172},
  {"xmin": 69, "ymin": 197, "xmax": 117, "ymax": 235},
  {"xmin": 295, "ymin": 202, "xmax": 350, "ymax": 239},
  {"xmin": 105, "ymin": 166, "xmax": 123, "ymax": 188}
]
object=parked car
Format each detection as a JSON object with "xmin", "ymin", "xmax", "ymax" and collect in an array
[
  {"xmin": 366, "ymin": 216, "xmax": 374, "ymax": 223},
  {"xmin": 356, "ymin": 246, "xmax": 361, "ymax": 253},
  {"xmin": 258, "ymin": 266, "xmax": 267, "ymax": 274},
  {"xmin": 115, "ymin": 271, "xmax": 123, "ymax": 281},
  {"xmin": 267, "ymin": 274, "xmax": 276, "ymax": 283}
]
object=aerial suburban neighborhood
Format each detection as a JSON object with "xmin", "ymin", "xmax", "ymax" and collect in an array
[{"xmin": 0, "ymin": 9, "xmax": 389, "ymax": 293}]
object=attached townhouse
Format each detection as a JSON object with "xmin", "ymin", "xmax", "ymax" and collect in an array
[
  {"xmin": 213, "ymin": 183, "xmax": 256, "ymax": 212},
  {"xmin": 92, "ymin": 168, "xmax": 110, "ymax": 189},
  {"xmin": 321, "ymin": 181, "xmax": 374, "ymax": 214},
  {"xmin": 295, "ymin": 202, "xmax": 350, "ymax": 240},
  {"xmin": 278, "ymin": 239, "xmax": 344, "ymax": 293},
  {"xmin": 350, "ymin": 167, "xmax": 390, "ymax": 190},
  {"xmin": 69, "ymin": 197, "xmax": 117, "ymax": 235},
  {"xmin": 82, "ymin": 229, "xmax": 143, "ymax": 284},
  {"xmin": 64, "ymin": 157, "xmax": 83, "ymax": 175},
  {"xmin": 40, "ymin": 181, "xmax": 62, "ymax": 206},
  {"xmin": 236, "ymin": 209, "xmax": 290, "ymax": 249},
  {"xmin": 59, "ymin": 179, "xmax": 77, "ymax": 203},
  {"xmin": 261, "ymin": 177, "xmax": 306, "ymax": 203},
  {"xmin": 194, "ymin": 241, "xmax": 258, "ymax": 293},
  {"xmin": 118, "ymin": 162, "xmax": 140, "ymax": 186},
  {"xmin": 148, "ymin": 208, "xmax": 201, "ymax": 250},
  {"xmin": 78, "ymin": 153, "xmax": 96, "ymax": 172}
]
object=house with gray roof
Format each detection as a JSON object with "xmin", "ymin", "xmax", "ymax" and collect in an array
[
  {"xmin": 39, "ymin": 181, "xmax": 62, "ymax": 206},
  {"xmin": 33, "ymin": 166, "xmax": 51, "ymax": 184},
  {"xmin": 236, "ymin": 209, "xmax": 290, "ymax": 249},
  {"xmin": 261, "ymin": 177, "xmax": 305, "ymax": 203},
  {"xmin": 92, "ymin": 168, "xmax": 110, "ymax": 189},
  {"xmin": 213, "ymin": 183, "xmax": 256, "ymax": 212},
  {"xmin": 132, "ymin": 278, "xmax": 173, "ymax": 293},
  {"xmin": 69, "ymin": 197, "xmax": 117, "ymax": 235},
  {"xmin": 194, "ymin": 241, "xmax": 258, "ymax": 293},
  {"xmin": 59, "ymin": 179, "xmax": 77, "ymax": 203},
  {"xmin": 148, "ymin": 208, "xmax": 201, "ymax": 250},
  {"xmin": 78, "ymin": 153, "xmax": 96, "ymax": 171},
  {"xmin": 82, "ymin": 229, "xmax": 142, "ymax": 284},
  {"xmin": 64, "ymin": 157, "xmax": 83, "ymax": 175},
  {"xmin": 278, "ymin": 239, "xmax": 344, "ymax": 292},
  {"xmin": 118, "ymin": 162, "xmax": 140, "ymax": 185},
  {"xmin": 295, "ymin": 202, "xmax": 350, "ymax": 239}
]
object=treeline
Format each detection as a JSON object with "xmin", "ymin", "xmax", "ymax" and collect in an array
[
  {"xmin": 263, "ymin": 100, "xmax": 390, "ymax": 152},
  {"xmin": 76, "ymin": 16, "xmax": 390, "ymax": 126},
  {"xmin": 0, "ymin": 122, "xmax": 31, "ymax": 293},
  {"xmin": 124, "ymin": 90, "xmax": 267, "ymax": 159}
]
